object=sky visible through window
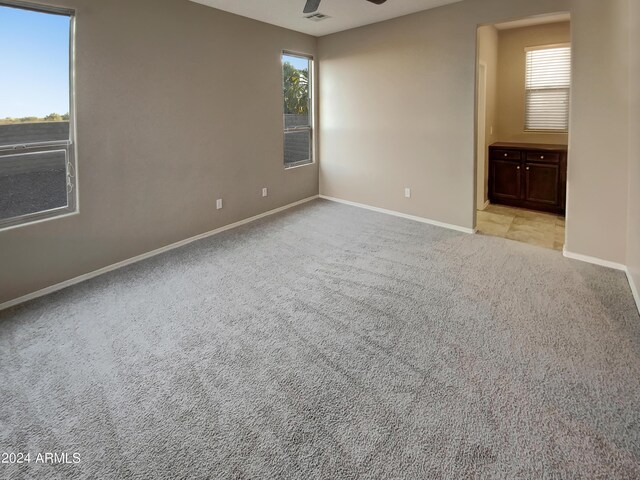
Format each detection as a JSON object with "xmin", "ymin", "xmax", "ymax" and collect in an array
[
  {"xmin": 0, "ymin": 5, "xmax": 70, "ymax": 119},
  {"xmin": 282, "ymin": 54, "xmax": 309, "ymax": 72}
]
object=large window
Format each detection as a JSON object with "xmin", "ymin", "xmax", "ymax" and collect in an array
[
  {"xmin": 525, "ymin": 44, "xmax": 571, "ymax": 132},
  {"xmin": 0, "ymin": 1, "xmax": 76, "ymax": 230},
  {"xmin": 282, "ymin": 52, "xmax": 313, "ymax": 168}
]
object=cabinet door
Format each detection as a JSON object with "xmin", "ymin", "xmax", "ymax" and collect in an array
[
  {"xmin": 490, "ymin": 160, "xmax": 522, "ymax": 200},
  {"xmin": 524, "ymin": 162, "xmax": 560, "ymax": 205}
]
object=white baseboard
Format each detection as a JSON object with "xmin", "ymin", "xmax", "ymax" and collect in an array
[
  {"xmin": 558, "ymin": 250, "xmax": 640, "ymax": 312},
  {"xmin": 0, "ymin": 195, "xmax": 319, "ymax": 312},
  {"xmin": 5, "ymin": 194, "xmax": 637, "ymax": 316},
  {"xmin": 319, "ymin": 195, "xmax": 475, "ymax": 234},
  {"xmin": 562, "ymin": 248, "xmax": 626, "ymax": 271},
  {"xmin": 626, "ymin": 268, "xmax": 640, "ymax": 314}
]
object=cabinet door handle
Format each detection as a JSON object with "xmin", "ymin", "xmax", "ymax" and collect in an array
[
  {"xmin": 540, "ymin": 155, "xmax": 545, "ymax": 159},
  {"xmin": 526, "ymin": 167, "xmax": 530, "ymax": 170},
  {"xmin": 516, "ymin": 166, "xmax": 520, "ymax": 170},
  {"xmin": 504, "ymin": 153, "xmax": 508, "ymax": 157}
]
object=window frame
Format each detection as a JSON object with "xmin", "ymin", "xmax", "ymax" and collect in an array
[
  {"xmin": 281, "ymin": 50, "xmax": 314, "ymax": 170},
  {"xmin": 0, "ymin": 0, "xmax": 77, "ymax": 232},
  {"xmin": 524, "ymin": 43, "xmax": 571, "ymax": 133}
]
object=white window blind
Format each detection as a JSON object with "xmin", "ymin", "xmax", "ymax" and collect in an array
[{"xmin": 525, "ymin": 45, "xmax": 571, "ymax": 131}]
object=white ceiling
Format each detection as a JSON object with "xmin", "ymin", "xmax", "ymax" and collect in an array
[{"xmin": 190, "ymin": 0, "xmax": 464, "ymax": 37}]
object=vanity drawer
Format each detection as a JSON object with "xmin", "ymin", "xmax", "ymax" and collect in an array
[
  {"xmin": 491, "ymin": 149, "xmax": 521, "ymax": 160},
  {"xmin": 526, "ymin": 151, "xmax": 561, "ymax": 163}
]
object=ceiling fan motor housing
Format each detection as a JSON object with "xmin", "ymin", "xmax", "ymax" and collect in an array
[{"xmin": 303, "ymin": 0, "xmax": 387, "ymax": 14}]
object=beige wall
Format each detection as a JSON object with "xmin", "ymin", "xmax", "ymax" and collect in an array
[
  {"xmin": 318, "ymin": 0, "xmax": 630, "ymax": 264},
  {"xmin": 496, "ymin": 22, "xmax": 571, "ymax": 144},
  {"xmin": 564, "ymin": 0, "xmax": 628, "ymax": 263},
  {"xmin": 627, "ymin": 0, "xmax": 639, "ymax": 304},
  {"xmin": 476, "ymin": 25, "xmax": 499, "ymax": 207},
  {"xmin": 0, "ymin": 0, "xmax": 318, "ymax": 304},
  {"xmin": 1, "ymin": 0, "xmax": 635, "ymax": 306}
]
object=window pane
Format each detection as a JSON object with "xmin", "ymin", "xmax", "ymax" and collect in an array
[
  {"xmin": 282, "ymin": 53, "xmax": 312, "ymax": 167},
  {"xmin": 0, "ymin": 150, "xmax": 68, "ymax": 220},
  {"xmin": 284, "ymin": 113, "xmax": 310, "ymax": 129},
  {"xmin": 525, "ymin": 47, "xmax": 571, "ymax": 89},
  {"xmin": 0, "ymin": 5, "xmax": 71, "ymax": 144},
  {"xmin": 282, "ymin": 54, "xmax": 311, "ymax": 122},
  {"xmin": 526, "ymin": 89, "xmax": 570, "ymax": 131},
  {"xmin": 284, "ymin": 130, "xmax": 311, "ymax": 167},
  {"xmin": 0, "ymin": 122, "xmax": 70, "ymax": 145},
  {"xmin": 525, "ymin": 46, "xmax": 571, "ymax": 131},
  {"xmin": 0, "ymin": 4, "xmax": 74, "ymax": 229}
]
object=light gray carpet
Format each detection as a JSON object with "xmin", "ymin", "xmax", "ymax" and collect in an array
[{"xmin": 1, "ymin": 199, "xmax": 639, "ymax": 479}]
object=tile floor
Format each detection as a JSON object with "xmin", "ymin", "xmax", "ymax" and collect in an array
[{"xmin": 476, "ymin": 204, "xmax": 565, "ymax": 251}]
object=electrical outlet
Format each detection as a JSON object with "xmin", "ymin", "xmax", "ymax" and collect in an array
[
  {"xmin": 216, "ymin": 199, "xmax": 223, "ymax": 210},
  {"xmin": 262, "ymin": 188, "xmax": 268, "ymax": 197},
  {"xmin": 405, "ymin": 188, "xmax": 411, "ymax": 199},
  {"xmin": 490, "ymin": 126, "xmax": 494, "ymax": 135}
]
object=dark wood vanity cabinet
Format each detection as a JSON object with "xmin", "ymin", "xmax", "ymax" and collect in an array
[{"xmin": 489, "ymin": 142, "xmax": 567, "ymax": 214}]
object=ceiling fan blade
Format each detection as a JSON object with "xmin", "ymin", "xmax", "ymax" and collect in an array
[
  {"xmin": 366, "ymin": 0, "xmax": 388, "ymax": 4},
  {"xmin": 303, "ymin": 0, "xmax": 321, "ymax": 14}
]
